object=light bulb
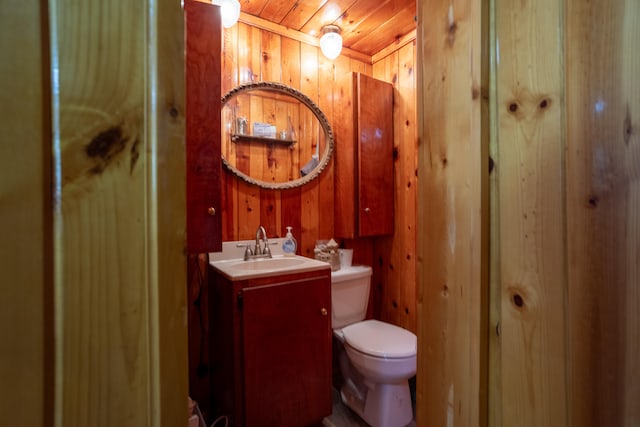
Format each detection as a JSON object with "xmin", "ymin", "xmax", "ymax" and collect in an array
[
  {"xmin": 319, "ymin": 25, "xmax": 342, "ymax": 60},
  {"xmin": 219, "ymin": 0, "xmax": 240, "ymax": 28}
]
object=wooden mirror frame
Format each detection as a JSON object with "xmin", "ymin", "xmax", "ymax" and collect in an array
[{"xmin": 221, "ymin": 81, "xmax": 334, "ymax": 190}]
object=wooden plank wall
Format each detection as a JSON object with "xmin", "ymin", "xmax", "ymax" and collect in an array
[
  {"xmin": 220, "ymin": 22, "xmax": 419, "ymax": 333},
  {"xmin": 418, "ymin": 0, "xmax": 639, "ymax": 424},
  {"xmin": 221, "ymin": 21, "xmax": 369, "ymax": 256},
  {"xmin": 0, "ymin": 1, "xmax": 51, "ymax": 425},
  {"xmin": 491, "ymin": 0, "xmax": 640, "ymax": 426},
  {"xmin": 565, "ymin": 0, "xmax": 640, "ymax": 425},
  {"xmin": 2, "ymin": 0, "xmax": 188, "ymax": 425},
  {"xmin": 48, "ymin": 0, "xmax": 188, "ymax": 425},
  {"xmin": 493, "ymin": 0, "xmax": 568, "ymax": 425},
  {"xmin": 416, "ymin": 0, "xmax": 485, "ymax": 426},
  {"xmin": 372, "ymin": 43, "xmax": 418, "ymax": 333}
]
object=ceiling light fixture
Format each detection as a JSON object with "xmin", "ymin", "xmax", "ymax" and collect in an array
[
  {"xmin": 213, "ymin": 0, "xmax": 241, "ymax": 28},
  {"xmin": 319, "ymin": 25, "xmax": 342, "ymax": 60}
]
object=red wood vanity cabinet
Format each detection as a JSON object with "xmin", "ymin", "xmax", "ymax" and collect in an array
[
  {"xmin": 208, "ymin": 267, "xmax": 332, "ymax": 427},
  {"xmin": 334, "ymin": 72, "xmax": 394, "ymax": 238}
]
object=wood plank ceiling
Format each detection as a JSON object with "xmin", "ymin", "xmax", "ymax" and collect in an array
[{"xmin": 238, "ymin": 0, "xmax": 417, "ymax": 56}]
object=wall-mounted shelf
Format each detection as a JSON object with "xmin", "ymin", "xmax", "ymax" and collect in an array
[{"xmin": 231, "ymin": 133, "xmax": 296, "ymax": 147}]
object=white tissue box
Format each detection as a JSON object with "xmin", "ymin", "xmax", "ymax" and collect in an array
[{"xmin": 253, "ymin": 122, "xmax": 277, "ymax": 138}]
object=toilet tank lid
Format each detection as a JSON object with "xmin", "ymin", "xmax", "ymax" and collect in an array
[
  {"xmin": 330, "ymin": 265, "xmax": 372, "ymax": 283},
  {"xmin": 342, "ymin": 319, "xmax": 417, "ymax": 358}
]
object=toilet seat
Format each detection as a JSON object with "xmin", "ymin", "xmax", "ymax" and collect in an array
[{"xmin": 341, "ymin": 319, "xmax": 416, "ymax": 359}]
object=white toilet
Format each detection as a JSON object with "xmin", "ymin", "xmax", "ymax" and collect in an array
[{"xmin": 331, "ymin": 265, "xmax": 417, "ymax": 427}]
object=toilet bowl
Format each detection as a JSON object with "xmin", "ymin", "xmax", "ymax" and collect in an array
[
  {"xmin": 331, "ymin": 266, "xmax": 417, "ymax": 427},
  {"xmin": 342, "ymin": 320, "xmax": 417, "ymax": 382}
]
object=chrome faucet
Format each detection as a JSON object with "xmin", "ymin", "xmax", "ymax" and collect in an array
[
  {"xmin": 253, "ymin": 225, "xmax": 272, "ymax": 258},
  {"xmin": 237, "ymin": 225, "xmax": 274, "ymax": 261}
]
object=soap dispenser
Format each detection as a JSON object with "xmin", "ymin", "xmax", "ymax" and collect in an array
[{"xmin": 282, "ymin": 226, "xmax": 297, "ymax": 256}]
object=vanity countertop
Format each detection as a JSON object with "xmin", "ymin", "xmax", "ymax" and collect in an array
[{"xmin": 209, "ymin": 239, "xmax": 330, "ymax": 281}]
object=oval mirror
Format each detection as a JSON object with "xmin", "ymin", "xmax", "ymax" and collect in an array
[{"xmin": 221, "ymin": 82, "xmax": 334, "ymax": 189}]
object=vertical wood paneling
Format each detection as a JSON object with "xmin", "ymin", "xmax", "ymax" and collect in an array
[
  {"xmin": 316, "ymin": 53, "xmax": 336, "ymax": 247},
  {"xmin": 46, "ymin": 0, "xmax": 187, "ymax": 425},
  {"xmin": 566, "ymin": 1, "xmax": 640, "ymax": 425},
  {"xmin": 372, "ymin": 54, "xmax": 394, "ymax": 323},
  {"xmin": 221, "ymin": 21, "xmax": 415, "ymax": 330},
  {"xmin": 222, "ymin": 22, "xmax": 238, "ymax": 94},
  {"xmin": 396, "ymin": 42, "xmax": 418, "ymax": 332},
  {"xmin": 280, "ymin": 187, "xmax": 302, "ymax": 246},
  {"xmin": 261, "ymin": 29, "xmax": 281, "ymax": 82},
  {"xmin": 372, "ymin": 41, "xmax": 418, "ymax": 333},
  {"xmin": 153, "ymin": 1, "xmax": 190, "ymax": 424},
  {"xmin": 299, "ymin": 42, "xmax": 321, "ymax": 256},
  {"xmin": 416, "ymin": 0, "xmax": 484, "ymax": 426},
  {"xmin": 494, "ymin": 0, "xmax": 567, "ymax": 425},
  {"xmin": 221, "ymin": 23, "xmax": 372, "ymax": 255},
  {"xmin": 221, "ymin": 23, "xmax": 238, "ymax": 241},
  {"xmin": 487, "ymin": 0, "xmax": 640, "ymax": 425},
  {"xmin": 237, "ymin": 183, "xmax": 261, "ymax": 238},
  {"xmin": 281, "ymin": 36, "xmax": 301, "ymax": 89},
  {"xmin": 258, "ymin": 29, "xmax": 282, "ymax": 238},
  {"xmin": 52, "ymin": 0, "xmax": 149, "ymax": 423},
  {"xmin": 0, "ymin": 1, "xmax": 51, "ymax": 425},
  {"xmin": 272, "ymin": 36, "xmax": 302, "ymax": 239},
  {"xmin": 236, "ymin": 24, "xmax": 263, "ymax": 239},
  {"xmin": 616, "ymin": 8, "xmax": 640, "ymax": 423}
]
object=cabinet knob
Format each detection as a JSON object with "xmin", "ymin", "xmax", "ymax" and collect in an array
[
  {"xmin": 364, "ymin": 207, "xmax": 371, "ymax": 213},
  {"xmin": 320, "ymin": 308, "xmax": 328, "ymax": 316},
  {"xmin": 207, "ymin": 207, "xmax": 216, "ymax": 216}
]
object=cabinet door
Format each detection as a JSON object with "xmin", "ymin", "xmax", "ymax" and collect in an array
[
  {"xmin": 241, "ymin": 276, "xmax": 332, "ymax": 427},
  {"xmin": 334, "ymin": 73, "xmax": 358, "ymax": 239},
  {"xmin": 185, "ymin": 0, "xmax": 222, "ymax": 253},
  {"xmin": 334, "ymin": 72, "xmax": 394, "ymax": 238},
  {"xmin": 356, "ymin": 73, "xmax": 394, "ymax": 236}
]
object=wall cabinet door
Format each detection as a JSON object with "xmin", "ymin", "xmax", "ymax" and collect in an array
[
  {"xmin": 242, "ymin": 276, "xmax": 332, "ymax": 427},
  {"xmin": 186, "ymin": 0, "xmax": 222, "ymax": 253},
  {"xmin": 335, "ymin": 72, "xmax": 394, "ymax": 238}
]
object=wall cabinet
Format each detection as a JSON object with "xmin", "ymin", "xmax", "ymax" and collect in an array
[
  {"xmin": 186, "ymin": 0, "xmax": 222, "ymax": 253},
  {"xmin": 334, "ymin": 72, "xmax": 394, "ymax": 238},
  {"xmin": 209, "ymin": 268, "xmax": 332, "ymax": 427},
  {"xmin": 185, "ymin": 0, "xmax": 222, "ymax": 417}
]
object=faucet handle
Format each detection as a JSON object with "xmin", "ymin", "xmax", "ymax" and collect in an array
[
  {"xmin": 236, "ymin": 243, "xmax": 254, "ymax": 260},
  {"xmin": 245, "ymin": 246, "xmax": 254, "ymax": 259},
  {"xmin": 263, "ymin": 245, "xmax": 272, "ymax": 258}
]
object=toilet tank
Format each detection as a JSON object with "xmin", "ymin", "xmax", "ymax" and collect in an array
[{"xmin": 331, "ymin": 265, "xmax": 372, "ymax": 329}]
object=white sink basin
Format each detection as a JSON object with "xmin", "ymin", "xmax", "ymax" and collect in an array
[
  {"xmin": 227, "ymin": 257, "xmax": 308, "ymax": 271},
  {"xmin": 209, "ymin": 242, "xmax": 330, "ymax": 280}
]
